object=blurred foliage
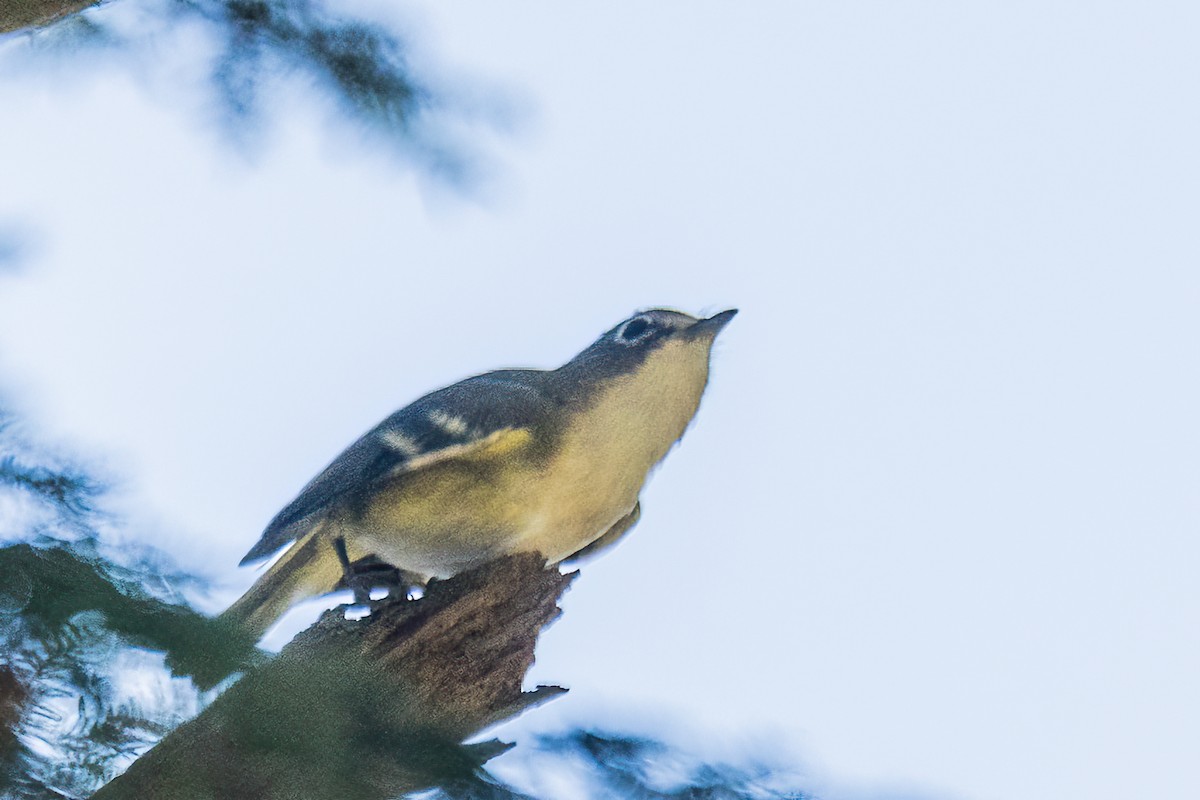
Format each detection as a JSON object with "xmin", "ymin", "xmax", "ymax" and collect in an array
[
  {"xmin": 0, "ymin": 409, "xmax": 255, "ymax": 799},
  {"xmin": 5, "ymin": 0, "xmax": 495, "ymax": 182},
  {"xmin": 0, "ymin": 603, "xmax": 191, "ymax": 799},
  {"xmin": 526, "ymin": 730, "xmax": 807, "ymax": 800},
  {"xmin": 175, "ymin": 0, "xmax": 433, "ymax": 153},
  {"xmin": 0, "ymin": 233, "xmax": 28, "ymax": 272},
  {"xmin": 426, "ymin": 730, "xmax": 809, "ymax": 800}
]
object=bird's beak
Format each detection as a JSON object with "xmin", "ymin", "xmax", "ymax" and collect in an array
[{"xmin": 686, "ymin": 308, "xmax": 738, "ymax": 339}]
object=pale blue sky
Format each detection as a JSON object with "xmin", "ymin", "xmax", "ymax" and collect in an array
[{"xmin": 2, "ymin": 3, "xmax": 1198, "ymax": 799}]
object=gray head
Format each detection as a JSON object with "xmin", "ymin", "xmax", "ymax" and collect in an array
[{"xmin": 555, "ymin": 308, "xmax": 738, "ymax": 391}]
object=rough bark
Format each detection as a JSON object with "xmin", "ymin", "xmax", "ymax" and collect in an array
[
  {"xmin": 92, "ymin": 553, "xmax": 574, "ymax": 800},
  {"xmin": 0, "ymin": 0, "xmax": 98, "ymax": 34}
]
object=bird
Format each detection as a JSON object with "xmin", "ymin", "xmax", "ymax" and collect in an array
[{"xmin": 221, "ymin": 307, "xmax": 737, "ymax": 640}]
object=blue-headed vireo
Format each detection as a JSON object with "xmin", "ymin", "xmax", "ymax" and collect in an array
[{"xmin": 222, "ymin": 308, "xmax": 736, "ymax": 640}]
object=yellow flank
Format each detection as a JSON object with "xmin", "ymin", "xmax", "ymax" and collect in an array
[
  {"xmin": 352, "ymin": 427, "xmax": 541, "ymax": 577},
  {"xmin": 350, "ymin": 337, "xmax": 714, "ymax": 577}
]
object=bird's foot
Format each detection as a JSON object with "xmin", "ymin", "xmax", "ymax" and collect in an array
[{"xmin": 332, "ymin": 539, "xmax": 418, "ymax": 608}]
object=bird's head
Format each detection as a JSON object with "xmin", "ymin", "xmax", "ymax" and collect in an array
[{"xmin": 557, "ymin": 308, "xmax": 737, "ymax": 400}]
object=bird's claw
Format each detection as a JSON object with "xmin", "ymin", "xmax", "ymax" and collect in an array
[{"xmin": 332, "ymin": 537, "xmax": 417, "ymax": 609}]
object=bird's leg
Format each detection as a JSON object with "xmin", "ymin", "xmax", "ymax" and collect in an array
[
  {"xmin": 332, "ymin": 536, "xmax": 373, "ymax": 607},
  {"xmin": 331, "ymin": 542, "xmax": 419, "ymax": 606}
]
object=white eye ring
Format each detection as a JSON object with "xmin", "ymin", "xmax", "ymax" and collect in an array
[{"xmin": 615, "ymin": 316, "xmax": 655, "ymax": 345}]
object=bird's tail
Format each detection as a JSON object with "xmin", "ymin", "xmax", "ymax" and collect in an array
[{"xmin": 218, "ymin": 527, "xmax": 343, "ymax": 642}]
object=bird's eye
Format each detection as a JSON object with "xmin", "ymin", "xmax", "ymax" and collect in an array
[{"xmin": 617, "ymin": 317, "xmax": 653, "ymax": 343}]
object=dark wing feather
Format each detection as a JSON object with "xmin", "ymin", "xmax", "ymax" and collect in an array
[{"xmin": 239, "ymin": 370, "xmax": 554, "ymax": 565}]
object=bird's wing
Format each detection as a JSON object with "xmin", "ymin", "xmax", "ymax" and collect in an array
[{"xmin": 239, "ymin": 371, "xmax": 553, "ymax": 565}]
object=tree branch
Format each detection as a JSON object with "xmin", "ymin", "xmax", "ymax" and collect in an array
[
  {"xmin": 92, "ymin": 553, "xmax": 575, "ymax": 800},
  {"xmin": 0, "ymin": 0, "xmax": 98, "ymax": 34}
]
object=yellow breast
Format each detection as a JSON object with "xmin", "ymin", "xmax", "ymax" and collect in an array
[{"xmin": 516, "ymin": 337, "xmax": 713, "ymax": 561}]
